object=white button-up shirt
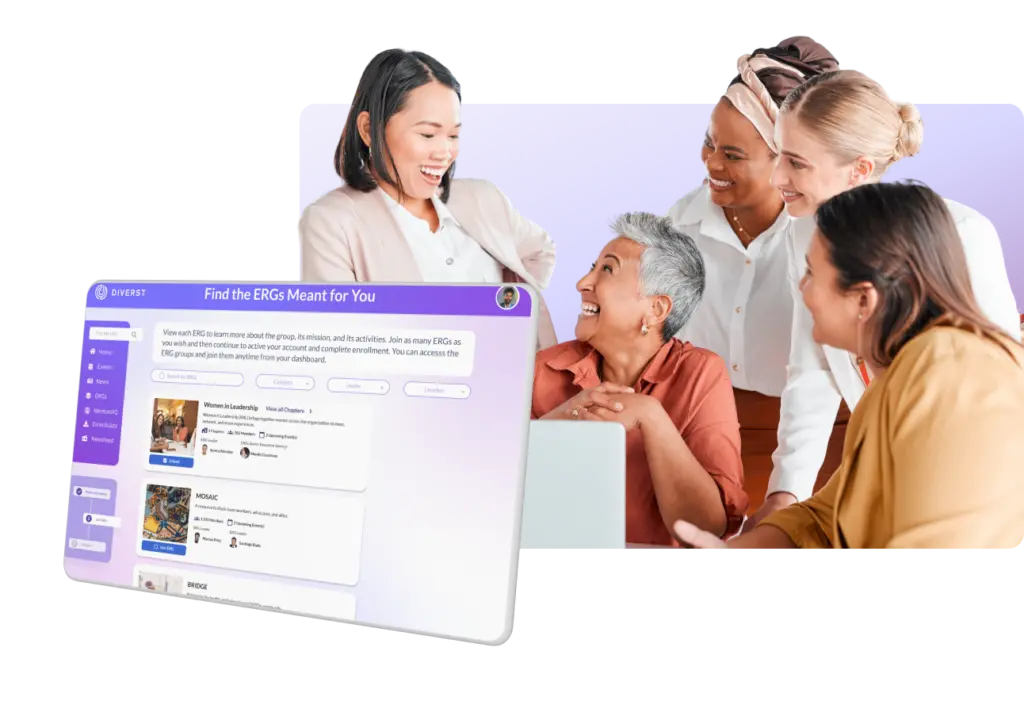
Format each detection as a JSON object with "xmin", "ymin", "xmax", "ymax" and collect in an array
[
  {"xmin": 380, "ymin": 188, "xmax": 504, "ymax": 284},
  {"xmin": 667, "ymin": 184, "xmax": 796, "ymax": 397},
  {"xmin": 769, "ymin": 198, "xmax": 1021, "ymax": 500}
]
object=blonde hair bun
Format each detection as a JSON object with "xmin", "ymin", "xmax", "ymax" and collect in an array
[{"xmin": 894, "ymin": 102, "xmax": 924, "ymax": 160}]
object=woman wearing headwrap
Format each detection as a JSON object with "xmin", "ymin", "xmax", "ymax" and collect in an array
[{"xmin": 666, "ymin": 37, "xmax": 839, "ymax": 519}]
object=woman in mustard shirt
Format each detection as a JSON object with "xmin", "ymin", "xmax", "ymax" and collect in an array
[{"xmin": 673, "ymin": 180, "xmax": 1024, "ymax": 549}]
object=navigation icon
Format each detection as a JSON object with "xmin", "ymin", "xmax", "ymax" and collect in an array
[{"xmin": 83, "ymin": 421, "xmax": 89, "ymax": 428}]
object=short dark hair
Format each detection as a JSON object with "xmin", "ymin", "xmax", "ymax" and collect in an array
[
  {"xmin": 504, "ymin": 288, "xmax": 514, "ymax": 294},
  {"xmin": 336, "ymin": 49, "xmax": 461, "ymax": 202},
  {"xmin": 814, "ymin": 180, "xmax": 1015, "ymax": 367}
]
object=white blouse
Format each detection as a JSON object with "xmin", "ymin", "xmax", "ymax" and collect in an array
[
  {"xmin": 667, "ymin": 185, "xmax": 796, "ymax": 396},
  {"xmin": 768, "ymin": 198, "xmax": 1021, "ymax": 501},
  {"xmin": 379, "ymin": 188, "xmax": 504, "ymax": 284}
]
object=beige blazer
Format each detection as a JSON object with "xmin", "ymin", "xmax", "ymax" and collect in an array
[
  {"xmin": 761, "ymin": 325, "xmax": 1024, "ymax": 548},
  {"xmin": 299, "ymin": 178, "xmax": 558, "ymax": 349}
]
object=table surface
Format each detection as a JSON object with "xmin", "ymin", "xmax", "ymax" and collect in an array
[{"xmin": 151, "ymin": 440, "xmax": 189, "ymax": 453}]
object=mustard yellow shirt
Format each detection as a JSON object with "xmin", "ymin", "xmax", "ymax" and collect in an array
[{"xmin": 762, "ymin": 326, "xmax": 1024, "ymax": 548}]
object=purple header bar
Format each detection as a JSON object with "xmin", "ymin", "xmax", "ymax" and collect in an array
[{"xmin": 86, "ymin": 282, "xmax": 533, "ymax": 317}]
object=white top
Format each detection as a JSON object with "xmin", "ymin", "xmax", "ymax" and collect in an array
[
  {"xmin": 667, "ymin": 185, "xmax": 796, "ymax": 396},
  {"xmin": 378, "ymin": 188, "xmax": 504, "ymax": 284},
  {"xmin": 768, "ymin": 197, "xmax": 1021, "ymax": 500}
]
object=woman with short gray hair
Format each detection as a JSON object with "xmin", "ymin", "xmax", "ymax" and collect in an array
[{"xmin": 531, "ymin": 212, "xmax": 747, "ymax": 545}]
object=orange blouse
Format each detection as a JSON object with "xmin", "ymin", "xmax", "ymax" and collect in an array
[{"xmin": 531, "ymin": 338, "xmax": 747, "ymax": 544}]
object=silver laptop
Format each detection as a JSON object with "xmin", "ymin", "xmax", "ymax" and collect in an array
[{"xmin": 519, "ymin": 421, "xmax": 627, "ymax": 548}]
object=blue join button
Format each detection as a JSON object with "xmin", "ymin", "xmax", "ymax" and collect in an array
[
  {"xmin": 149, "ymin": 454, "xmax": 194, "ymax": 468},
  {"xmin": 141, "ymin": 540, "xmax": 186, "ymax": 556}
]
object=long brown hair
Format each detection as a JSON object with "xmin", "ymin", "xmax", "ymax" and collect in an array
[{"xmin": 814, "ymin": 180, "xmax": 1019, "ymax": 367}]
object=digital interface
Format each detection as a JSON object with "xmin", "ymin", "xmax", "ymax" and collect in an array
[{"xmin": 64, "ymin": 281, "xmax": 538, "ymax": 644}]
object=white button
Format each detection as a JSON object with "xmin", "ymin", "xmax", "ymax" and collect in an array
[
  {"xmin": 68, "ymin": 538, "xmax": 106, "ymax": 553},
  {"xmin": 404, "ymin": 382, "xmax": 471, "ymax": 399},
  {"xmin": 255, "ymin": 375, "xmax": 314, "ymax": 391},
  {"xmin": 732, "ymin": 364, "xmax": 740, "ymax": 372},
  {"xmin": 327, "ymin": 379, "xmax": 390, "ymax": 395},
  {"xmin": 446, "ymin": 257, "xmax": 454, "ymax": 265}
]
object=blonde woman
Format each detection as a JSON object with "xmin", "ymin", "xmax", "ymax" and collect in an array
[{"xmin": 746, "ymin": 70, "xmax": 1020, "ymax": 530}]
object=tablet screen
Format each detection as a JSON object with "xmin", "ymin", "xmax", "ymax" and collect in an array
[{"xmin": 64, "ymin": 281, "xmax": 537, "ymax": 644}]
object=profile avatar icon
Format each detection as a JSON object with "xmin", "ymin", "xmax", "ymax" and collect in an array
[
  {"xmin": 194, "ymin": 531, "xmax": 201, "ymax": 544},
  {"xmin": 239, "ymin": 447, "xmax": 250, "ymax": 459},
  {"xmin": 201, "ymin": 444, "xmax": 208, "ymax": 456},
  {"xmin": 230, "ymin": 537, "xmax": 238, "ymax": 548},
  {"xmin": 496, "ymin": 286, "xmax": 519, "ymax": 310}
]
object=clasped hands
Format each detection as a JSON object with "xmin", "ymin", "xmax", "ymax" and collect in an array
[
  {"xmin": 557, "ymin": 381, "xmax": 658, "ymax": 431},
  {"xmin": 558, "ymin": 385, "xmax": 732, "ymax": 548}
]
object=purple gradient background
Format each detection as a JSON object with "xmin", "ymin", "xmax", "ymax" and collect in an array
[
  {"xmin": 65, "ymin": 302, "xmax": 536, "ymax": 643},
  {"xmin": 300, "ymin": 104, "xmax": 1024, "ymax": 340}
]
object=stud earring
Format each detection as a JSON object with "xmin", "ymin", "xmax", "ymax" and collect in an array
[{"xmin": 641, "ymin": 322, "xmax": 649, "ymax": 336}]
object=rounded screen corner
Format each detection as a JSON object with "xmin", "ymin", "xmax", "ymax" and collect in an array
[
  {"xmin": 480, "ymin": 618, "xmax": 515, "ymax": 646},
  {"xmin": 61, "ymin": 557, "xmax": 85, "ymax": 585}
]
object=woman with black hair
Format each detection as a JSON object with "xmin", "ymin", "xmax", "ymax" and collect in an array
[
  {"xmin": 666, "ymin": 37, "xmax": 841, "ymax": 517},
  {"xmin": 300, "ymin": 48, "xmax": 557, "ymax": 348}
]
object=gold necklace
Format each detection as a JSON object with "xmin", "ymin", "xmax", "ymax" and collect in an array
[{"xmin": 728, "ymin": 209, "xmax": 749, "ymax": 240}]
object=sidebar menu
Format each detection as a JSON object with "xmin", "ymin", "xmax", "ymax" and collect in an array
[{"xmin": 73, "ymin": 320, "xmax": 131, "ymax": 465}]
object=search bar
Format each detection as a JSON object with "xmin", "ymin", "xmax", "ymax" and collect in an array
[
  {"xmin": 151, "ymin": 370, "xmax": 244, "ymax": 387},
  {"xmin": 89, "ymin": 327, "xmax": 143, "ymax": 342}
]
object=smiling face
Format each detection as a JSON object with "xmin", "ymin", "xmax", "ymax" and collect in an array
[
  {"xmin": 800, "ymin": 229, "xmax": 863, "ymax": 352},
  {"xmin": 359, "ymin": 80, "xmax": 461, "ymax": 201},
  {"xmin": 702, "ymin": 98, "xmax": 780, "ymax": 211},
  {"xmin": 575, "ymin": 238, "xmax": 657, "ymax": 349},
  {"xmin": 771, "ymin": 112, "xmax": 870, "ymax": 217}
]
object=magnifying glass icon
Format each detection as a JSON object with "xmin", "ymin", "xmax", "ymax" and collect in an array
[{"xmin": 131, "ymin": 330, "xmax": 138, "ymax": 339}]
